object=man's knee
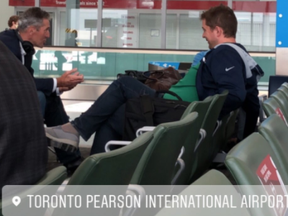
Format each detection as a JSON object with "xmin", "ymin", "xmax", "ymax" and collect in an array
[
  {"xmin": 44, "ymin": 95, "xmax": 69, "ymax": 125},
  {"xmin": 116, "ymin": 76, "xmax": 138, "ymax": 85}
]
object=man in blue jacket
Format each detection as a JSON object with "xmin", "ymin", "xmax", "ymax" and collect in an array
[
  {"xmin": 0, "ymin": 7, "xmax": 84, "ymax": 172},
  {"xmin": 196, "ymin": 4, "xmax": 264, "ymax": 139},
  {"xmin": 45, "ymin": 5, "xmax": 263, "ymax": 153}
]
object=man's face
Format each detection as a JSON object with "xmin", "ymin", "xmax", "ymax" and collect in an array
[
  {"xmin": 30, "ymin": 19, "xmax": 50, "ymax": 48},
  {"xmin": 202, "ymin": 19, "xmax": 218, "ymax": 49}
]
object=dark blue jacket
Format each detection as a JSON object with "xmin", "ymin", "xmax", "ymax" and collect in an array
[
  {"xmin": 196, "ymin": 43, "xmax": 261, "ymax": 119},
  {"xmin": 0, "ymin": 30, "xmax": 54, "ymax": 94}
]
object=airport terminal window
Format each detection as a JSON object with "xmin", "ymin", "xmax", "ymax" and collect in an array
[
  {"xmin": 102, "ymin": 9, "xmax": 139, "ymax": 48},
  {"xmin": 179, "ymin": 12, "xmax": 206, "ymax": 50},
  {"xmin": 57, "ymin": 9, "xmax": 99, "ymax": 47},
  {"xmin": 234, "ymin": 12, "xmax": 276, "ymax": 52},
  {"xmin": 58, "ymin": 11, "xmax": 67, "ymax": 46},
  {"xmin": 165, "ymin": 14, "xmax": 177, "ymax": 49},
  {"xmin": 139, "ymin": 13, "xmax": 162, "ymax": 49},
  {"xmin": 35, "ymin": 0, "xmax": 276, "ymax": 51}
]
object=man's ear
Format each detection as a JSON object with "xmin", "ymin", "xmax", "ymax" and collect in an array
[
  {"xmin": 27, "ymin": 26, "xmax": 36, "ymax": 35},
  {"xmin": 214, "ymin": 26, "xmax": 223, "ymax": 37}
]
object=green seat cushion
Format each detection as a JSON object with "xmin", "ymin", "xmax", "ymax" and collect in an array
[{"xmin": 163, "ymin": 63, "xmax": 199, "ymax": 102}]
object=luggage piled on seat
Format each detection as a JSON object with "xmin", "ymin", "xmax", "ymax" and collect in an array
[{"xmin": 117, "ymin": 67, "xmax": 182, "ymax": 91}]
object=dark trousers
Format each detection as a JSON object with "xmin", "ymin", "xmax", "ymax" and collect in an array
[
  {"xmin": 44, "ymin": 94, "xmax": 81, "ymax": 164},
  {"xmin": 71, "ymin": 77, "xmax": 156, "ymax": 155},
  {"xmin": 37, "ymin": 91, "xmax": 46, "ymax": 117},
  {"xmin": 242, "ymin": 90, "xmax": 260, "ymax": 139}
]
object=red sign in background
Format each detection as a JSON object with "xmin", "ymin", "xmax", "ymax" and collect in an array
[
  {"xmin": 9, "ymin": 0, "xmax": 34, "ymax": 6},
  {"xmin": 275, "ymin": 108, "xmax": 288, "ymax": 126},
  {"xmin": 256, "ymin": 155, "xmax": 288, "ymax": 216},
  {"xmin": 9, "ymin": 0, "xmax": 276, "ymax": 13}
]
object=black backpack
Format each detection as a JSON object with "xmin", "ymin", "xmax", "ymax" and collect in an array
[{"xmin": 123, "ymin": 92, "xmax": 190, "ymax": 141}]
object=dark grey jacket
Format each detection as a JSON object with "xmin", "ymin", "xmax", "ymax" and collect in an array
[{"xmin": 0, "ymin": 40, "xmax": 47, "ymax": 194}]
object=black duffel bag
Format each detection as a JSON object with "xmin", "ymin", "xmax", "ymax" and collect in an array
[
  {"xmin": 117, "ymin": 70, "xmax": 150, "ymax": 83},
  {"xmin": 123, "ymin": 91, "xmax": 190, "ymax": 141},
  {"xmin": 117, "ymin": 67, "xmax": 182, "ymax": 91}
]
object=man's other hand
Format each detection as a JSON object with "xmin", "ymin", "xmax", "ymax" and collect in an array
[{"xmin": 56, "ymin": 68, "xmax": 84, "ymax": 88}]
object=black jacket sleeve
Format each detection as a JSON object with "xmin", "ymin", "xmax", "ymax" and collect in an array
[
  {"xmin": 0, "ymin": 30, "xmax": 54, "ymax": 94},
  {"xmin": 24, "ymin": 52, "xmax": 54, "ymax": 95}
]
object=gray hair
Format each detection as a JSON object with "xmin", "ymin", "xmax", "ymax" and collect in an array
[{"xmin": 18, "ymin": 7, "xmax": 50, "ymax": 32}]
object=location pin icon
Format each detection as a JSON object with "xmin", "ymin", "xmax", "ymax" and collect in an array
[{"xmin": 12, "ymin": 196, "xmax": 21, "ymax": 206}]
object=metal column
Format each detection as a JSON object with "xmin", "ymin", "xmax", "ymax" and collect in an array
[
  {"xmin": 96, "ymin": 0, "xmax": 103, "ymax": 47},
  {"xmin": 35, "ymin": 0, "xmax": 40, "ymax": 7},
  {"xmin": 161, "ymin": 0, "xmax": 167, "ymax": 49}
]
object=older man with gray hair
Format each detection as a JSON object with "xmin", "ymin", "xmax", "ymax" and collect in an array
[{"xmin": 0, "ymin": 7, "xmax": 84, "ymax": 173}]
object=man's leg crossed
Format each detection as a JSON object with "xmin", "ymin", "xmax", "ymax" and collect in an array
[{"xmin": 45, "ymin": 77, "xmax": 155, "ymax": 147}]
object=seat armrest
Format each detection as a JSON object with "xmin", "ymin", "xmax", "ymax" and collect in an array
[
  {"xmin": 136, "ymin": 126, "xmax": 156, "ymax": 137},
  {"xmin": 212, "ymin": 120, "xmax": 222, "ymax": 136},
  {"xmin": 259, "ymin": 95, "xmax": 268, "ymax": 122},
  {"xmin": 171, "ymin": 158, "xmax": 185, "ymax": 185},
  {"xmin": 178, "ymin": 146, "xmax": 185, "ymax": 159},
  {"xmin": 121, "ymin": 185, "xmax": 146, "ymax": 216},
  {"xmin": 195, "ymin": 129, "xmax": 206, "ymax": 152},
  {"xmin": 105, "ymin": 140, "xmax": 131, "ymax": 152}
]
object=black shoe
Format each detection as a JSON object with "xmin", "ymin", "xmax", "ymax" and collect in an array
[{"xmin": 64, "ymin": 157, "xmax": 84, "ymax": 175}]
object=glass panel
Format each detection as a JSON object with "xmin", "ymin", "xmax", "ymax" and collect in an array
[
  {"xmin": 78, "ymin": 9, "xmax": 98, "ymax": 47},
  {"xmin": 37, "ymin": 0, "xmax": 276, "ymax": 51},
  {"xmin": 32, "ymin": 47, "xmax": 275, "ymax": 84},
  {"xmin": 139, "ymin": 13, "xmax": 161, "ymax": 49},
  {"xmin": 179, "ymin": 12, "xmax": 206, "ymax": 50},
  {"xmin": 41, "ymin": 0, "xmax": 99, "ymax": 47},
  {"xmin": 64, "ymin": 8, "xmax": 98, "ymax": 47},
  {"xmin": 235, "ymin": 12, "xmax": 276, "ymax": 52},
  {"xmin": 166, "ymin": 14, "xmax": 177, "ymax": 49},
  {"xmin": 168, "ymin": 0, "xmax": 221, "ymax": 50},
  {"xmin": 232, "ymin": 0, "xmax": 276, "ymax": 52},
  {"xmin": 102, "ymin": 5, "xmax": 161, "ymax": 48},
  {"xmin": 102, "ymin": 10, "xmax": 138, "ymax": 48},
  {"xmin": 59, "ymin": 11, "xmax": 67, "ymax": 46}
]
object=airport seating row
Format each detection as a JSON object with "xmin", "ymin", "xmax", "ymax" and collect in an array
[
  {"xmin": 221, "ymin": 81, "xmax": 288, "ymax": 216},
  {"xmin": 0, "ymin": 89, "xmax": 242, "ymax": 216},
  {"xmin": 165, "ymin": 82, "xmax": 288, "ymax": 216},
  {"xmin": 67, "ymin": 90, "xmax": 235, "ymax": 187}
]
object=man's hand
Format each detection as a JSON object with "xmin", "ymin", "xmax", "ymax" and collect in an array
[
  {"xmin": 58, "ymin": 83, "xmax": 77, "ymax": 93},
  {"xmin": 56, "ymin": 68, "xmax": 84, "ymax": 88}
]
